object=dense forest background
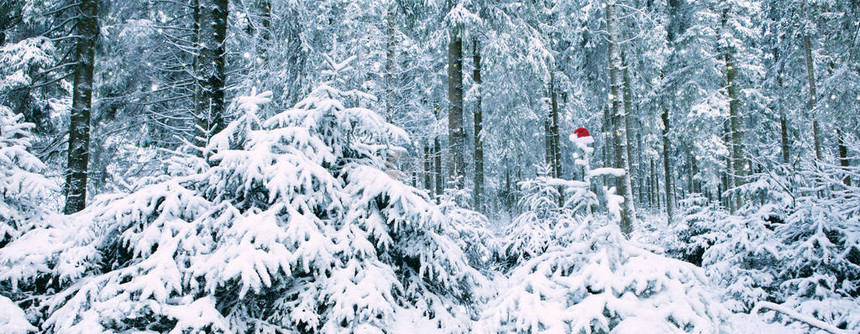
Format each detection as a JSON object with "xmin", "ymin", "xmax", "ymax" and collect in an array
[{"xmin": 1, "ymin": 0, "xmax": 858, "ymax": 332}]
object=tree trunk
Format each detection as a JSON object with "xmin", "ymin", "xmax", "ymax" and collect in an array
[
  {"xmin": 603, "ymin": 104, "xmax": 613, "ymax": 186},
  {"xmin": 64, "ymin": 0, "xmax": 99, "ymax": 214},
  {"xmin": 773, "ymin": 47, "xmax": 791, "ymax": 164},
  {"xmin": 691, "ymin": 153, "xmax": 700, "ymax": 194},
  {"xmin": 447, "ymin": 29, "xmax": 465, "ymax": 188},
  {"xmin": 838, "ymin": 129, "xmax": 851, "ymax": 186},
  {"xmin": 606, "ymin": 1, "xmax": 635, "ymax": 236},
  {"xmin": 545, "ymin": 114, "xmax": 553, "ymax": 170},
  {"xmin": 550, "ymin": 72, "xmax": 562, "ymax": 180},
  {"xmin": 661, "ymin": 100, "xmax": 674, "ymax": 222},
  {"xmin": 424, "ymin": 142, "xmax": 432, "ymax": 192},
  {"xmin": 385, "ymin": 2, "xmax": 396, "ymax": 122},
  {"xmin": 723, "ymin": 121, "xmax": 734, "ymax": 211},
  {"xmin": 622, "ymin": 58, "xmax": 638, "ymax": 204},
  {"xmin": 803, "ymin": 3, "xmax": 822, "ymax": 161},
  {"xmin": 473, "ymin": 39, "xmax": 484, "ymax": 210},
  {"xmin": 505, "ymin": 167, "xmax": 512, "ymax": 212},
  {"xmin": 434, "ymin": 137, "xmax": 443, "ymax": 198},
  {"xmin": 193, "ymin": 0, "xmax": 229, "ymax": 150},
  {"xmin": 725, "ymin": 49, "xmax": 746, "ymax": 188}
]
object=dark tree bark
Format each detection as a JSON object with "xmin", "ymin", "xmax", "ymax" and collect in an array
[
  {"xmin": 385, "ymin": 2, "xmax": 396, "ymax": 122},
  {"xmin": 724, "ymin": 40, "xmax": 746, "ymax": 202},
  {"xmin": 424, "ymin": 142, "xmax": 433, "ymax": 192},
  {"xmin": 606, "ymin": 1, "xmax": 635, "ymax": 236},
  {"xmin": 193, "ymin": 0, "xmax": 229, "ymax": 150},
  {"xmin": 838, "ymin": 129, "xmax": 851, "ymax": 186},
  {"xmin": 434, "ymin": 136, "xmax": 443, "ymax": 198},
  {"xmin": 473, "ymin": 39, "xmax": 484, "ymax": 210},
  {"xmin": 661, "ymin": 101, "xmax": 674, "ymax": 222},
  {"xmin": 550, "ymin": 72, "xmax": 562, "ymax": 180},
  {"xmin": 64, "ymin": 0, "xmax": 99, "ymax": 214},
  {"xmin": 772, "ymin": 46, "xmax": 791, "ymax": 165},
  {"xmin": 447, "ymin": 29, "xmax": 465, "ymax": 188}
]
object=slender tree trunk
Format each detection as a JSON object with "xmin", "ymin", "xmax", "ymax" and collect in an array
[
  {"xmin": 550, "ymin": 72, "xmax": 562, "ymax": 179},
  {"xmin": 505, "ymin": 167, "xmax": 512, "ymax": 211},
  {"xmin": 838, "ymin": 129, "xmax": 851, "ymax": 186},
  {"xmin": 622, "ymin": 58, "xmax": 638, "ymax": 204},
  {"xmin": 424, "ymin": 142, "xmax": 432, "ymax": 192},
  {"xmin": 434, "ymin": 137, "xmax": 443, "ymax": 198},
  {"xmin": 193, "ymin": 0, "xmax": 229, "ymax": 150},
  {"xmin": 385, "ymin": 2, "xmax": 396, "ymax": 123},
  {"xmin": 691, "ymin": 153, "xmax": 699, "ymax": 194},
  {"xmin": 64, "ymin": 0, "xmax": 99, "ymax": 214},
  {"xmin": 447, "ymin": 29, "xmax": 465, "ymax": 188},
  {"xmin": 723, "ymin": 121, "xmax": 734, "ymax": 211},
  {"xmin": 603, "ymin": 104, "xmax": 613, "ymax": 186},
  {"xmin": 545, "ymin": 114, "xmax": 553, "ymax": 169},
  {"xmin": 803, "ymin": 3, "xmax": 822, "ymax": 161},
  {"xmin": 473, "ymin": 40, "xmax": 484, "ymax": 210},
  {"xmin": 661, "ymin": 102, "xmax": 674, "ymax": 222},
  {"xmin": 550, "ymin": 72, "xmax": 564, "ymax": 206},
  {"xmin": 772, "ymin": 47, "xmax": 791, "ymax": 164},
  {"xmin": 607, "ymin": 1, "xmax": 635, "ymax": 236},
  {"xmin": 725, "ymin": 49, "xmax": 746, "ymax": 188}
]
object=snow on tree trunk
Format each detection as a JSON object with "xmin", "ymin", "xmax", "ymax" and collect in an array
[
  {"xmin": 64, "ymin": 0, "xmax": 99, "ymax": 214},
  {"xmin": 193, "ymin": 0, "xmax": 228, "ymax": 151},
  {"xmin": 606, "ymin": 0, "xmax": 635, "ymax": 237},
  {"xmin": 447, "ymin": 29, "xmax": 465, "ymax": 189}
]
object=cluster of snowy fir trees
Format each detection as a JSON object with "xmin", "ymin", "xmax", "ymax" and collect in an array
[{"xmin": 2, "ymin": 0, "xmax": 858, "ymax": 332}]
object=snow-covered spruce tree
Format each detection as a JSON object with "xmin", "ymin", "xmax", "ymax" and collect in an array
[
  {"xmin": 435, "ymin": 186, "xmax": 501, "ymax": 271},
  {"xmin": 479, "ymin": 130, "xmax": 729, "ymax": 333},
  {"xmin": 0, "ymin": 60, "xmax": 489, "ymax": 333},
  {"xmin": 771, "ymin": 167, "xmax": 860, "ymax": 331},
  {"xmin": 500, "ymin": 164, "xmax": 566, "ymax": 268},
  {"xmin": 663, "ymin": 194, "xmax": 728, "ymax": 267},
  {"xmin": 696, "ymin": 204, "xmax": 782, "ymax": 313},
  {"xmin": 0, "ymin": 105, "xmax": 56, "ymax": 247}
]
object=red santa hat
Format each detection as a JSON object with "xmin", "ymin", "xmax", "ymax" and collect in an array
[{"xmin": 573, "ymin": 127, "xmax": 594, "ymax": 145}]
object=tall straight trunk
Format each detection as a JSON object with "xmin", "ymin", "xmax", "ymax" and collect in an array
[
  {"xmin": 691, "ymin": 154, "xmax": 700, "ymax": 194},
  {"xmin": 723, "ymin": 121, "xmax": 734, "ymax": 211},
  {"xmin": 434, "ymin": 137, "xmax": 443, "ymax": 198},
  {"xmin": 661, "ymin": 102, "xmax": 674, "ymax": 222},
  {"xmin": 385, "ymin": 2, "xmax": 396, "ymax": 122},
  {"xmin": 424, "ymin": 142, "xmax": 432, "ymax": 192},
  {"xmin": 473, "ymin": 40, "xmax": 484, "ymax": 210},
  {"xmin": 772, "ymin": 47, "xmax": 791, "ymax": 164},
  {"xmin": 636, "ymin": 113, "xmax": 646, "ymax": 202},
  {"xmin": 651, "ymin": 158, "xmax": 659, "ymax": 209},
  {"xmin": 606, "ymin": 1, "xmax": 635, "ymax": 236},
  {"xmin": 803, "ymin": 3, "xmax": 822, "ymax": 161},
  {"xmin": 505, "ymin": 167, "xmax": 512, "ymax": 211},
  {"xmin": 622, "ymin": 59, "xmax": 638, "ymax": 203},
  {"xmin": 838, "ymin": 129, "xmax": 851, "ymax": 186},
  {"xmin": 549, "ymin": 72, "xmax": 564, "ymax": 206},
  {"xmin": 603, "ymin": 104, "xmax": 613, "ymax": 186},
  {"xmin": 550, "ymin": 72, "xmax": 562, "ymax": 179},
  {"xmin": 193, "ymin": 0, "xmax": 229, "ymax": 150},
  {"xmin": 64, "ymin": 0, "xmax": 99, "ymax": 214},
  {"xmin": 447, "ymin": 30, "xmax": 465, "ymax": 188},
  {"xmin": 544, "ymin": 118, "xmax": 553, "ymax": 169},
  {"xmin": 725, "ymin": 50, "xmax": 746, "ymax": 188}
]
